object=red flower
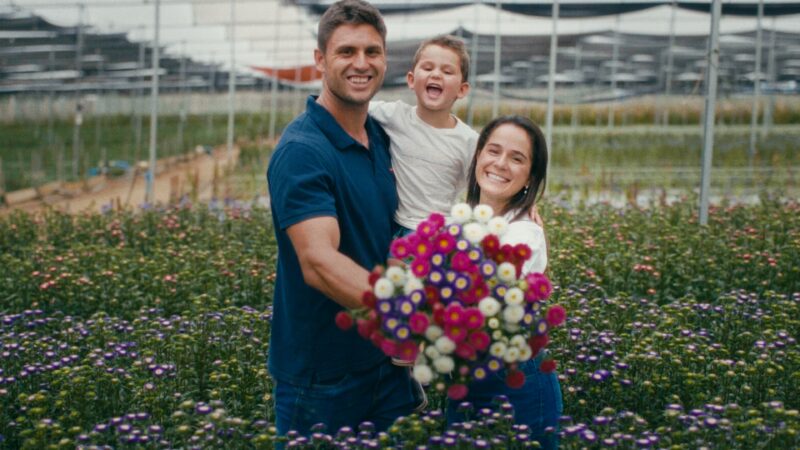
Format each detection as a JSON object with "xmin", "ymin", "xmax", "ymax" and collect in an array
[
  {"xmin": 408, "ymin": 312, "xmax": 430, "ymax": 334},
  {"xmin": 546, "ymin": 305, "xmax": 566, "ymax": 327},
  {"xmin": 528, "ymin": 334, "xmax": 550, "ymax": 357},
  {"xmin": 468, "ymin": 330, "xmax": 491, "ymax": 351},
  {"xmin": 335, "ymin": 311, "xmax": 354, "ymax": 330},
  {"xmin": 369, "ymin": 330, "xmax": 384, "ymax": 348},
  {"xmin": 367, "ymin": 269, "xmax": 382, "ymax": 287},
  {"xmin": 357, "ymin": 318, "xmax": 378, "ymax": 338},
  {"xmin": 505, "ymin": 369, "xmax": 526, "ymax": 389},
  {"xmin": 432, "ymin": 303, "xmax": 446, "ymax": 326},
  {"xmin": 397, "ymin": 341, "xmax": 420, "ymax": 361},
  {"xmin": 362, "ymin": 291, "xmax": 377, "ymax": 309},
  {"xmin": 447, "ymin": 384, "xmax": 469, "ymax": 400},
  {"xmin": 455, "ymin": 342, "xmax": 477, "ymax": 360},
  {"xmin": 429, "ymin": 213, "xmax": 446, "ymax": 230},
  {"xmin": 481, "ymin": 234, "xmax": 500, "ymax": 256},
  {"xmin": 451, "ymin": 251, "xmax": 472, "ymax": 271},
  {"xmin": 445, "ymin": 323, "xmax": 468, "ymax": 342},
  {"xmin": 424, "ymin": 286, "xmax": 440, "ymax": 305},
  {"xmin": 380, "ymin": 339, "xmax": 398, "ymax": 357},
  {"xmin": 539, "ymin": 359, "xmax": 557, "ymax": 373},
  {"xmin": 526, "ymin": 273, "xmax": 552, "ymax": 301},
  {"xmin": 513, "ymin": 243, "xmax": 532, "ymax": 262},
  {"xmin": 462, "ymin": 308, "xmax": 485, "ymax": 330}
]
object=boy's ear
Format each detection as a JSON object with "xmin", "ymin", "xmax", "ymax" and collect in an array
[
  {"xmin": 406, "ymin": 71, "xmax": 415, "ymax": 89},
  {"xmin": 457, "ymin": 81, "xmax": 470, "ymax": 99}
]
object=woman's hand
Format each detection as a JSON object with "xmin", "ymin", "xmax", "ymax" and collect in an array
[{"xmin": 529, "ymin": 205, "xmax": 544, "ymax": 228}]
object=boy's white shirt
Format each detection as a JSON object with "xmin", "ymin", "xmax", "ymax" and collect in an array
[
  {"xmin": 501, "ymin": 210, "xmax": 548, "ymax": 275},
  {"xmin": 369, "ymin": 100, "xmax": 479, "ymax": 230}
]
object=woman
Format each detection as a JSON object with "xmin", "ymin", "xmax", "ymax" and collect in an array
[{"xmin": 447, "ymin": 115, "xmax": 562, "ymax": 449}]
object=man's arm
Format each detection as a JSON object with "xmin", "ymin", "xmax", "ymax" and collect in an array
[{"xmin": 287, "ymin": 216, "xmax": 370, "ymax": 310}]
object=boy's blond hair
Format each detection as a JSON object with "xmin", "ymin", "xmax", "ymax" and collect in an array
[{"xmin": 412, "ymin": 34, "xmax": 470, "ymax": 82}]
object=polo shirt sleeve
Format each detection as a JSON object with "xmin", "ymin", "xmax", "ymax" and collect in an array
[{"xmin": 268, "ymin": 143, "xmax": 337, "ymax": 231}]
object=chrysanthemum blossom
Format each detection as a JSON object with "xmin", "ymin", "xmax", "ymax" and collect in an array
[
  {"xmin": 408, "ymin": 312, "xmax": 430, "ymax": 334},
  {"xmin": 434, "ymin": 233, "xmax": 456, "ymax": 253},
  {"xmin": 447, "ymin": 383, "xmax": 469, "ymax": 400},
  {"xmin": 403, "ymin": 277, "xmax": 424, "ymax": 295},
  {"xmin": 390, "ymin": 238, "xmax": 411, "ymax": 259},
  {"xmin": 497, "ymin": 262, "xmax": 517, "ymax": 283},
  {"xmin": 416, "ymin": 220, "xmax": 437, "ymax": 239},
  {"xmin": 503, "ymin": 346, "xmax": 521, "ymax": 363},
  {"xmin": 357, "ymin": 318, "xmax": 378, "ymax": 339},
  {"xmin": 473, "ymin": 204, "xmax": 494, "ymax": 222},
  {"xmin": 487, "ymin": 216, "xmax": 509, "ymax": 236},
  {"xmin": 468, "ymin": 330, "xmax": 491, "ymax": 351},
  {"xmin": 478, "ymin": 297, "xmax": 501, "ymax": 317},
  {"xmin": 528, "ymin": 334, "xmax": 550, "ymax": 356},
  {"xmin": 502, "ymin": 305, "xmax": 525, "ymax": 324},
  {"xmin": 455, "ymin": 342, "xmax": 477, "ymax": 360},
  {"xmin": 539, "ymin": 359, "xmax": 557, "ymax": 373},
  {"xmin": 444, "ymin": 303, "xmax": 465, "ymax": 325},
  {"xmin": 413, "ymin": 240, "xmax": 433, "ymax": 259},
  {"xmin": 463, "ymin": 223, "xmax": 488, "ymax": 244},
  {"xmin": 451, "ymin": 252, "xmax": 472, "ymax": 272},
  {"xmin": 513, "ymin": 244, "xmax": 532, "ymax": 262},
  {"xmin": 546, "ymin": 304, "xmax": 567, "ymax": 327},
  {"xmin": 384, "ymin": 266, "xmax": 407, "ymax": 287},
  {"xmin": 526, "ymin": 273, "xmax": 552, "ymax": 301},
  {"xmin": 397, "ymin": 341, "xmax": 420, "ymax": 361},
  {"xmin": 412, "ymin": 364, "xmax": 433, "ymax": 384},
  {"xmin": 380, "ymin": 339, "xmax": 398, "ymax": 357},
  {"xmin": 504, "ymin": 287, "xmax": 525, "ymax": 306},
  {"xmin": 335, "ymin": 311, "xmax": 353, "ymax": 330},
  {"xmin": 518, "ymin": 345, "xmax": 533, "ymax": 361},
  {"xmin": 481, "ymin": 234, "xmax": 501, "ymax": 255},
  {"xmin": 505, "ymin": 369, "xmax": 526, "ymax": 389},
  {"xmin": 374, "ymin": 278, "xmax": 394, "ymax": 299},
  {"xmin": 450, "ymin": 203, "xmax": 472, "ymax": 223},
  {"xmin": 463, "ymin": 308, "xmax": 485, "ymax": 329},
  {"xmin": 429, "ymin": 213, "xmax": 446, "ymax": 229},
  {"xmin": 425, "ymin": 346, "xmax": 441, "ymax": 360},
  {"xmin": 411, "ymin": 258, "xmax": 431, "ymax": 277},
  {"xmin": 434, "ymin": 336, "xmax": 456, "ymax": 354},
  {"xmin": 433, "ymin": 356, "xmax": 455, "ymax": 373},
  {"xmin": 489, "ymin": 342, "xmax": 507, "ymax": 358},
  {"xmin": 510, "ymin": 335, "xmax": 527, "ymax": 348},
  {"xmin": 425, "ymin": 325, "xmax": 443, "ymax": 341}
]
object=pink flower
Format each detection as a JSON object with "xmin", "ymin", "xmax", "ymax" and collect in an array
[
  {"xmin": 462, "ymin": 308, "xmax": 485, "ymax": 330},
  {"xmin": 526, "ymin": 273, "xmax": 553, "ymax": 301},
  {"xmin": 445, "ymin": 323, "xmax": 468, "ymax": 343},
  {"xmin": 410, "ymin": 258, "xmax": 431, "ymax": 277},
  {"xmin": 513, "ymin": 244, "xmax": 532, "ymax": 263},
  {"xmin": 468, "ymin": 330, "xmax": 491, "ymax": 351},
  {"xmin": 380, "ymin": 339, "xmax": 398, "ymax": 357},
  {"xmin": 528, "ymin": 334, "xmax": 549, "ymax": 357},
  {"xmin": 546, "ymin": 304, "xmax": 567, "ymax": 327},
  {"xmin": 539, "ymin": 359, "xmax": 557, "ymax": 373},
  {"xmin": 451, "ymin": 251, "xmax": 472, "ymax": 271},
  {"xmin": 434, "ymin": 232, "xmax": 456, "ymax": 254},
  {"xmin": 429, "ymin": 213, "xmax": 446, "ymax": 229},
  {"xmin": 455, "ymin": 342, "xmax": 477, "ymax": 360},
  {"xmin": 396, "ymin": 341, "xmax": 420, "ymax": 361},
  {"xmin": 408, "ymin": 312, "xmax": 430, "ymax": 334},
  {"xmin": 416, "ymin": 220, "xmax": 437, "ymax": 239},
  {"xmin": 443, "ymin": 303, "xmax": 465, "ymax": 325},
  {"xmin": 447, "ymin": 384, "xmax": 469, "ymax": 400},
  {"xmin": 505, "ymin": 369, "xmax": 526, "ymax": 389},
  {"xmin": 390, "ymin": 238, "xmax": 411, "ymax": 259},
  {"xmin": 357, "ymin": 318, "xmax": 378, "ymax": 338},
  {"xmin": 412, "ymin": 239, "xmax": 434, "ymax": 259},
  {"xmin": 335, "ymin": 311, "xmax": 354, "ymax": 330}
]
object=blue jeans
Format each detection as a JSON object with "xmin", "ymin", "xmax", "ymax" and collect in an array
[
  {"xmin": 274, "ymin": 359, "xmax": 424, "ymax": 437},
  {"xmin": 445, "ymin": 356, "xmax": 563, "ymax": 450}
]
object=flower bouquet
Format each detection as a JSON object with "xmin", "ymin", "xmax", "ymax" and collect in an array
[{"xmin": 335, "ymin": 203, "xmax": 566, "ymax": 400}]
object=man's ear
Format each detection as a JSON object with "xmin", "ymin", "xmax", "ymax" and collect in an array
[
  {"xmin": 406, "ymin": 71, "xmax": 415, "ymax": 89},
  {"xmin": 314, "ymin": 48, "xmax": 325, "ymax": 74},
  {"xmin": 457, "ymin": 81, "xmax": 470, "ymax": 99}
]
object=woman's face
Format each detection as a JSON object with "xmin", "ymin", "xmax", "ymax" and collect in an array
[{"xmin": 475, "ymin": 123, "xmax": 533, "ymax": 209}]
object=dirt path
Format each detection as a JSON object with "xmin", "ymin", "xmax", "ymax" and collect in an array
[{"xmin": 1, "ymin": 146, "xmax": 239, "ymax": 216}]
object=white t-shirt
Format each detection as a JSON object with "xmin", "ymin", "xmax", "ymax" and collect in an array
[
  {"xmin": 500, "ymin": 210, "xmax": 548, "ymax": 275},
  {"xmin": 369, "ymin": 100, "xmax": 479, "ymax": 230}
]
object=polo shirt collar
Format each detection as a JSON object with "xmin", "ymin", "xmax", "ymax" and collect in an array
[{"xmin": 306, "ymin": 95, "xmax": 375, "ymax": 152}]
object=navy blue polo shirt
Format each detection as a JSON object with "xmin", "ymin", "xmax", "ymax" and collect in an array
[{"xmin": 267, "ymin": 95, "xmax": 398, "ymax": 386}]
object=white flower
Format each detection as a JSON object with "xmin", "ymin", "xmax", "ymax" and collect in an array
[
  {"xmin": 504, "ymin": 323, "xmax": 521, "ymax": 333},
  {"xmin": 510, "ymin": 335, "xmax": 527, "ymax": 348},
  {"xmin": 433, "ymin": 356, "xmax": 455, "ymax": 374},
  {"xmin": 434, "ymin": 336, "xmax": 456, "ymax": 354},
  {"xmin": 478, "ymin": 297, "xmax": 501, "ymax": 317},
  {"xmin": 450, "ymin": 203, "xmax": 472, "ymax": 223},
  {"xmin": 504, "ymin": 288, "xmax": 524, "ymax": 306},
  {"xmin": 403, "ymin": 277, "xmax": 424, "ymax": 295},
  {"xmin": 463, "ymin": 223, "xmax": 487, "ymax": 244},
  {"xmin": 473, "ymin": 204, "xmax": 494, "ymax": 223},
  {"xmin": 489, "ymin": 342, "xmax": 507, "ymax": 358},
  {"xmin": 425, "ymin": 325, "xmax": 443, "ymax": 342},
  {"xmin": 503, "ymin": 305, "xmax": 525, "ymax": 324},
  {"xmin": 374, "ymin": 278, "xmax": 394, "ymax": 299},
  {"xmin": 424, "ymin": 346, "xmax": 441, "ymax": 360},
  {"xmin": 487, "ymin": 317, "xmax": 500, "ymax": 329},
  {"xmin": 492, "ymin": 329, "xmax": 504, "ymax": 340},
  {"xmin": 385, "ymin": 266, "xmax": 407, "ymax": 287},
  {"xmin": 412, "ymin": 364, "xmax": 434, "ymax": 384},
  {"xmin": 503, "ymin": 346, "xmax": 521, "ymax": 363},
  {"xmin": 487, "ymin": 216, "xmax": 509, "ymax": 236},
  {"xmin": 497, "ymin": 263, "xmax": 517, "ymax": 283},
  {"xmin": 518, "ymin": 345, "xmax": 533, "ymax": 362}
]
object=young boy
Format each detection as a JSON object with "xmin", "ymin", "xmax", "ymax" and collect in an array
[{"xmin": 370, "ymin": 35, "xmax": 478, "ymax": 233}]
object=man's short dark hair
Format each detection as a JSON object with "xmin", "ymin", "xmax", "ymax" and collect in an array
[{"xmin": 317, "ymin": 0, "xmax": 387, "ymax": 53}]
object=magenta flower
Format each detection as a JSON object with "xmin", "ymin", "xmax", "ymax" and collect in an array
[
  {"xmin": 444, "ymin": 303, "xmax": 465, "ymax": 325},
  {"xmin": 380, "ymin": 339, "xmax": 398, "ymax": 357},
  {"xmin": 445, "ymin": 323, "xmax": 468, "ymax": 342},
  {"xmin": 408, "ymin": 312, "xmax": 430, "ymax": 334},
  {"xmin": 435, "ymin": 233, "xmax": 456, "ymax": 254},
  {"xmin": 429, "ymin": 212, "xmax": 446, "ymax": 229},
  {"xmin": 455, "ymin": 341, "xmax": 476, "ymax": 360},
  {"xmin": 413, "ymin": 239, "xmax": 434, "ymax": 259},
  {"xmin": 411, "ymin": 258, "xmax": 431, "ymax": 277},
  {"xmin": 390, "ymin": 238, "xmax": 411, "ymax": 259},
  {"xmin": 447, "ymin": 383, "xmax": 469, "ymax": 400},
  {"xmin": 416, "ymin": 220, "xmax": 437, "ymax": 239},
  {"xmin": 468, "ymin": 330, "xmax": 491, "ymax": 351},
  {"xmin": 397, "ymin": 341, "xmax": 420, "ymax": 361},
  {"xmin": 462, "ymin": 308, "xmax": 485, "ymax": 330},
  {"xmin": 526, "ymin": 273, "xmax": 552, "ymax": 301},
  {"xmin": 452, "ymin": 251, "xmax": 472, "ymax": 271},
  {"xmin": 546, "ymin": 304, "xmax": 567, "ymax": 327}
]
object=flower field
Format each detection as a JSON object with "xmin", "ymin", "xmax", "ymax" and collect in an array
[{"xmin": 0, "ymin": 198, "xmax": 798, "ymax": 448}]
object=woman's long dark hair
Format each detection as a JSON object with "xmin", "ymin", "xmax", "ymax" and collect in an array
[{"xmin": 466, "ymin": 115, "xmax": 548, "ymax": 221}]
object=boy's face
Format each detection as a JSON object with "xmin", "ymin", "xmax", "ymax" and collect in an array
[{"xmin": 407, "ymin": 44, "xmax": 469, "ymax": 114}]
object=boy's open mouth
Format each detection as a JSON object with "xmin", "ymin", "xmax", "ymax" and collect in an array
[{"xmin": 426, "ymin": 84, "xmax": 443, "ymax": 98}]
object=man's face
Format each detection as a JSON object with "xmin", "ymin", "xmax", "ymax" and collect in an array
[{"xmin": 315, "ymin": 23, "xmax": 386, "ymax": 107}]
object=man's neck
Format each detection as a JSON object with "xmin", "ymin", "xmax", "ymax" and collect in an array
[
  {"xmin": 416, "ymin": 106, "xmax": 456, "ymax": 129},
  {"xmin": 317, "ymin": 92, "xmax": 370, "ymax": 147}
]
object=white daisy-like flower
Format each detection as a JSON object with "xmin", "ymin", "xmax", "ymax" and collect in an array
[
  {"xmin": 497, "ymin": 263, "xmax": 517, "ymax": 283},
  {"xmin": 403, "ymin": 277, "xmax": 424, "ymax": 295},
  {"xmin": 487, "ymin": 216, "xmax": 509, "ymax": 236},
  {"xmin": 478, "ymin": 297, "xmax": 501, "ymax": 317},
  {"xmin": 487, "ymin": 317, "xmax": 500, "ymax": 329},
  {"xmin": 472, "ymin": 204, "xmax": 494, "ymax": 223},
  {"xmin": 503, "ymin": 346, "xmax": 521, "ymax": 363},
  {"xmin": 450, "ymin": 203, "xmax": 472, "ymax": 223},
  {"xmin": 425, "ymin": 325, "xmax": 443, "ymax": 342},
  {"xmin": 412, "ymin": 364, "xmax": 434, "ymax": 384},
  {"xmin": 505, "ymin": 323, "xmax": 521, "ymax": 333},
  {"xmin": 502, "ymin": 305, "xmax": 525, "ymax": 324},
  {"xmin": 433, "ymin": 356, "xmax": 455, "ymax": 374},
  {"xmin": 374, "ymin": 278, "xmax": 395, "ymax": 299},
  {"xmin": 384, "ymin": 266, "xmax": 407, "ymax": 287},
  {"xmin": 434, "ymin": 336, "xmax": 456, "ymax": 354},
  {"xmin": 518, "ymin": 344, "xmax": 533, "ymax": 362},
  {"xmin": 463, "ymin": 222, "xmax": 487, "ymax": 244},
  {"xmin": 492, "ymin": 329, "xmax": 504, "ymax": 340},
  {"xmin": 510, "ymin": 335, "xmax": 527, "ymax": 348},
  {"xmin": 425, "ymin": 345, "xmax": 441, "ymax": 360},
  {"xmin": 489, "ymin": 342, "xmax": 507, "ymax": 358},
  {"xmin": 504, "ymin": 287, "xmax": 525, "ymax": 306}
]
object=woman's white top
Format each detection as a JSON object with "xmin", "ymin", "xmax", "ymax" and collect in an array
[{"xmin": 499, "ymin": 210, "xmax": 547, "ymax": 275}]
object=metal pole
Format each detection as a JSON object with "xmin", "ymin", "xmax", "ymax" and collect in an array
[
  {"xmin": 608, "ymin": 14, "xmax": 620, "ymax": 129},
  {"xmin": 135, "ymin": 40, "xmax": 145, "ymax": 163},
  {"xmin": 699, "ymin": 0, "xmax": 722, "ymax": 226},
  {"xmin": 227, "ymin": 0, "xmax": 237, "ymax": 162},
  {"xmin": 268, "ymin": 0, "xmax": 282, "ymax": 141},
  {"xmin": 492, "ymin": 0, "xmax": 501, "ymax": 118},
  {"xmin": 71, "ymin": 3, "xmax": 85, "ymax": 181},
  {"xmin": 545, "ymin": 0, "xmax": 559, "ymax": 151},
  {"xmin": 763, "ymin": 17, "xmax": 776, "ymax": 135},
  {"xmin": 466, "ymin": 0, "xmax": 480, "ymax": 127},
  {"xmin": 146, "ymin": 0, "xmax": 160, "ymax": 204},
  {"xmin": 177, "ymin": 41, "xmax": 187, "ymax": 156},
  {"xmin": 748, "ymin": 0, "xmax": 763, "ymax": 168},
  {"xmin": 663, "ymin": 1, "xmax": 677, "ymax": 126},
  {"xmin": 570, "ymin": 44, "xmax": 582, "ymax": 149},
  {"xmin": 207, "ymin": 54, "xmax": 216, "ymax": 139}
]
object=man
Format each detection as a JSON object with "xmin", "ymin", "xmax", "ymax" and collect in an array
[{"xmin": 266, "ymin": 0, "xmax": 423, "ymax": 436}]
